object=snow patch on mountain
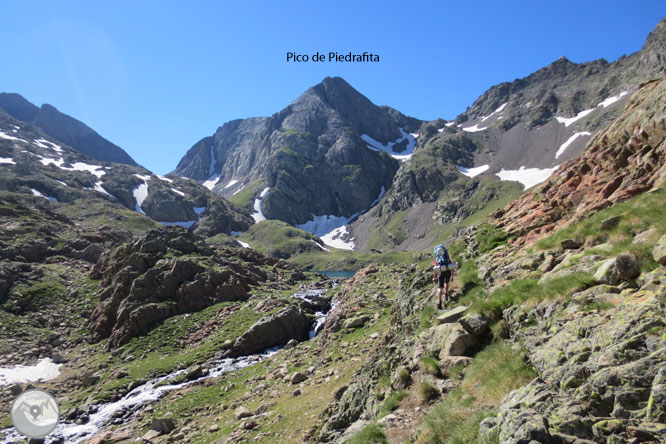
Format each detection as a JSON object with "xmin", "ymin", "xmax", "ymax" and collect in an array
[
  {"xmin": 132, "ymin": 174, "xmax": 151, "ymax": 214},
  {"xmin": 461, "ymin": 102, "xmax": 507, "ymax": 132},
  {"xmin": 30, "ymin": 188, "xmax": 58, "ymax": 202},
  {"xmin": 0, "ymin": 358, "xmax": 62, "ymax": 385},
  {"xmin": 496, "ymin": 165, "xmax": 560, "ymax": 190},
  {"xmin": 157, "ymin": 175, "xmax": 173, "ymax": 183},
  {"xmin": 33, "ymin": 138, "xmax": 63, "ymax": 153},
  {"xmin": 0, "ymin": 130, "xmax": 25, "ymax": 142},
  {"xmin": 171, "ymin": 188, "xmax": 185, "ymax": 197},
  {"xmin": 456, "ymin": 165, "xmax": 490, "ymax": 178},
  {"xmin": 203, "ymin": 175, "xmax": 220, "ymax": 190},
  {"xmin": 0, "ymin": 157, "xmax": 15, "ymax": 164},
  {"xmin": 598, "ymin": 91, "xmax": 628, "ymax": 108},
  {"xmin": 252, "ymin": 188, "xmax": 270, "ymax": 223},
  {"xmin": 237, "ymin": 240, "xmax": 251, "ymax": 248},
  {"xmin": 297, "ymin": 186, "xmax": 385, "ymax": 250},
  {"xmin": 555, "ymin": 132, "xmax": 592, "ymax": 159},
  {"xmin": 361, "ymin": 128, "xmax": 417, "ymax": 161},
  {"xmin": 224, "ymin": 179, "xmax": 239, "ymax": 189}
]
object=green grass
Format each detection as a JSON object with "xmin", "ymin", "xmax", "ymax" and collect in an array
[
  {"xmin": 460, "ymin": 272, "xmax": 596, "ymax": 320},
  {"xmin": 228, "ymin": 179, "xmax": 265, "ymax": 210},
  {"xmin": 241, "ymin": 220, "xmax": 323, "ymax": 259},
  {"xmin": 418, "ymin": 381, "xmax": 440, "ymax": 403},
  {"xmin": 476, "ymin": 224, "xmax": 510, "ymax": 254},
  {"xmin": 421, "ymin": 341, "xmax": 535, "ymax": 444},
  {"xmin": 418, "ymin": 305, "xmax": 436, "ymax": 333},
  {"xmin": 535, "ymin": 185, "xmax": 666, "ymax": 252},
  {"xmin": 420, "ymin": 356, "xmax": 441, "ymax": 377},
  {"xmin": 346, "ymin": 424, "xmax": 388, "ymax": 444},
  {"xmin": 379, "ymin": 390, "xmax": 408, "ymax": 418}
]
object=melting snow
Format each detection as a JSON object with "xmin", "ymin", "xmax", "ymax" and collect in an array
[
  {"xmin": 30, "ymin": 188, "xmax": 58, "ymax": 202},
  {"xmin": 171, "ymin": 188, "xmax": 185, "ymax": 197},
  {"xmin": 461, "ymin": 102, "xmax": 507, "ymax": 132},
  {"xmin": 94, "ymin": 182, "xmax": 114, "ymax": 198},
  {"xmin": 598, "ymin": 91, "xmax": 628, "ymax": 108},
  {"xmin": 0, "ymin": 358, "xmax": 62, "ymax": 385},
  {"xmin": 361, "ymin": 128, "xmax": 417, "ymax": 161},
  {"xmin": 33, "ymin": 138, "xmax": 63, "ymax": 153},
  {"xmin": 237, "ymin": 240, "xmax": 251, "ymax": 248},
  {"xmin": 555, "ymin": 132, "xmax": 592, "ymax": 159},
  {"xmin": 71, "ymin": 162, "xmax": 105, "ymax": 178},
  {"xmin": 555, "ymin": 91, "xmax": 629, "ymax": 128},
  {"xmin": 251, "ymin": 187, "xmax": 270, "ymax": 223},
  {"xmin": 0, "ymin": 157, "xmax": 15, "ymax": 164},
  {"xmin": 496, "ymin": 165, "xmax": 559, "ymax": 190},
  {"xmin": 311, "ymin": 240, "xmax": 330, "ymax": 252},
  {"xmin": 203, "ymin": 175, "xmax": 220, "ymax": 190},
  {"xmin": 132, "ymin": 175, "xmax": 150, "ymax": 214},
  {"xmin": 321, "ymin": 226, "xmax": 354, "ymax": 250},
  {"xmin": 157, "ymin": 175, "xmax": 173, "ymax": 183},
  {"xmin": 224, "ymin": 179, "xmax": 239, "ymax": 189},
  {"xmin": 0, "ymin": 131, "xmax": 25, "ymax": 142},
  {"xmin": 296, "ymin": 186, "xmax": 385, "ymax": 250},
  {"xmin": 555, "ymin": 109, "xmax": 595, "ymax": 127},
  {"xmin": 456, "ymin": 164, "xmax": 490, "ymax": 178},
  {"xmin": 232, "ymin": 186, "xmax": 244, "ymax": 196}
]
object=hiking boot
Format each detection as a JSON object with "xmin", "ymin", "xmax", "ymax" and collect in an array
[{"xmin": 437, "ymin": 300, "xmax": 442, "ymax": 310}]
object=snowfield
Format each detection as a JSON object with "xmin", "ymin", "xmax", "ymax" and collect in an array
[
  {"xmin": 0, "ymin": 157, "xmax": 15, "ymax": 164},
  {"xmin": 224, "ymin": 179, "xmax": 239, "ymax": 189},
  {"xmin": 456, "ymin": 164, "xmax": 490, "ymax": 178},
  {"xmin": 296, "ymin": 186, "xmax": 386, "ymax": 250},
  {"xmin": 496, "ymin": 166, "xmax": 559, "ymax": 190},
  {"xmin": 555, "ymin": 132, "xmax": 592, "ymax": 159},
  {"xmin": 0, "ymin": 358, "xmax": 62, "ymax": 385}
]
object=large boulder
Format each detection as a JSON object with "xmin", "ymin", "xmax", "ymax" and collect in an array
[
  {"xmin": 419, "ymin": 323, "xmax": 479, "ymax": 358},
  {"xmin": 654, "ymin": 235, "xmax": 666, "ymax": 265},
  {"xmin": 229, "ymin": 307, "xmax": 311, "ymax": 357},
  {"xmin": 593, "ymin": 254, "xmax": 640, "ymax": 285}
]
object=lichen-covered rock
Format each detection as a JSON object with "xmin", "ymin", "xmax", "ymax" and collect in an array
[
  {"xmin": 497, "ymin": 274, "xmax": 666, "ymax": 443},
  {"xmin": 419, "ymin": 323, "xmax": 479, "ymax": 358},
  {"xmin": 593, "ymin": 254, "xmax": 640, "ymax": 284},
  {"xmin": 654, "ymin": 235, "xmax": 666, "ymax": 265}
]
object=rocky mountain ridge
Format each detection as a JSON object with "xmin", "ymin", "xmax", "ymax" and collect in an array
[
  {"xmin": 0, "ymin": 93, "xmax": 137, "ymax": 166},
  {"xmin": 174, "ymin": 76, "xmax": 421, "ymax": 226}
]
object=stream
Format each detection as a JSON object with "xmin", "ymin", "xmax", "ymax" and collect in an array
[{"xmin": 0, "ymin": 288, "xmax": 332, "ymax": 444}]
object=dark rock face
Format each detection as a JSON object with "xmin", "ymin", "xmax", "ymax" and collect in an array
[
  {"xmin": 174, "ymin": 77, "xmax": 421, "ymax": 225},
  {"xmin": 228, "ymin": 306, "xmax": 311, "ymax": 357},
  {"xmin": 88, "ymin": 227, "xmax": 281, "ymax": 347},
  {"xmin": 0, "ymin": 93, "xmax": 137, "ymax": 166}
]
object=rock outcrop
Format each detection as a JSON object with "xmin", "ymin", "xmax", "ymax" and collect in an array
[
  {"xmin": 227, "ymin": 306, "xmax": 311, "ymax": 357},
  {"xmin": 88, "ymin": 227, "xmax": 283, "ymax": 347}
]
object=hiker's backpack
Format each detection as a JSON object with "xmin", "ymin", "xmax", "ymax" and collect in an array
[{"xmin": 433, "ymin": 245, "xmax": 450, "ymax": 266}]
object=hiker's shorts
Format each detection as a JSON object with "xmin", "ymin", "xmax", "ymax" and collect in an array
[{"xmin": 438, "ymin": 270, "xmax": 451, "ymax": 288}]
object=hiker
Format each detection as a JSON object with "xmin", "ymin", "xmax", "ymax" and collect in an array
[{"xmin": 432, "ymin": 245, "xmax": 455, "ymax": 309}]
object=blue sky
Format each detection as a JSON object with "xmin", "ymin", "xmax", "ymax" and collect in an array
[{"xmin": 1, "ymin": 1, "xmax": 663, "ymax": 174}]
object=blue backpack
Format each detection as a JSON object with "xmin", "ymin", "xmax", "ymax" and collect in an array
[{"xmin": 433, "ymin": 245, "xmax": 450, "ymax": 266}]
